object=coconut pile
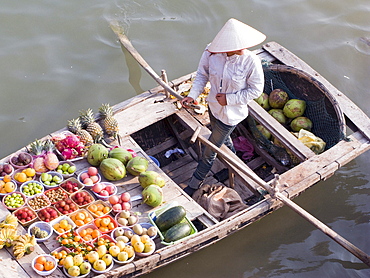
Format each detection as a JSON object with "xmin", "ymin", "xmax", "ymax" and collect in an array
[{"xmin": 254, "ymin": 89, "xmax": 326, "ymax": 154}]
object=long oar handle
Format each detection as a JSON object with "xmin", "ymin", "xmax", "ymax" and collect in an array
[
  {"xmin": 192, "ymin": 127, "xmax": 370, "ymax": 267},
  {"xmin": 110, "ymin": 22, "xmax": 200, "ymax": 110}
]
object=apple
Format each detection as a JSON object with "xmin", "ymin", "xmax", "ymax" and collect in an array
[
  {"xmin": 121, "ymin": 192, "xmax": 130, "ymax": 202},
  {"xmin": 121, "ymin": 202, "xmax": 131, "ymax": 211},
  {"xmin": 87, "ymin": 167, "xmax": 98, "ymax": 176},
  {"xmin": 99, "ymin": 190, "xmax": 109, "ymax": 197},
  {"xmin": 109, "ymin": 195, "xmax": 120, "ymax": 205},
  {"xmin": 112, "ymin": 203, "xmax": 122, "ymax": 211},
  {"xmin": 105, "ymin": 184, "xmax": 115, "ymax": 195},
  {"xmin": 80, "ymin": 172, "xmax": 89, "ymax": 181},
  {"xmin": 93, "ymin": 183, "xmax": 104, "ymax": 194}
]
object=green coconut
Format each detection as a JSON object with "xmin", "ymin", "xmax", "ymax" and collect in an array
[
  {"xmin": 269, "ymin": 89, "xmax": 289, "ymax": 109},
  {"xmin": 283, "ymin": 99, "xmax": 306, "ymax": 119},
  {"xmin": 139, "ymin": 171, "xmax": 166, "ymax": 188},
  {"xmin": 254, "ymin": 92, "xmax": 270, "ymax": 110},
  {"xmin": 142, "ymin": 184, "xmax": 163, "ymax": 207},
  {"xmin": 100, "ymin": 158, "xmax": 126, "ymax": 181},
  {"xmin": 290, "ymin": 116, "xmax": 313, "ymax": 132},
  {"xmin": 268, "ymin": 109, "xmax": 287, "ymax": 125},
  {"xmin": 109, "ymin": 147, "xmax": 133, "ymax": 166},
  {"xmin": 256, "ymin": 125, "xmax": 272, "ymax": 140},
  {"xmin": 87, "ymin": 144, "xmax": 109, "ymax": 166},
  {"xmin": 126, "ymin": 156, "xmax": 149, "ymax": 176}
]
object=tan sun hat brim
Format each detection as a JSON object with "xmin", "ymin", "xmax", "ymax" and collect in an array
[{"xmin": 207, "ymin": 18, "xmax": 266, "ymax": 53}]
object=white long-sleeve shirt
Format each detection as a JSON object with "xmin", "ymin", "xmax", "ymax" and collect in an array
[{"xmin": 188, "ymin": 46, "xmax": 264, "ymax": 126}]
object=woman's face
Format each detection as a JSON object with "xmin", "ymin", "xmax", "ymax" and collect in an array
[{"xmin": 226, "ymin": 49, "xmax": 246, "ymax": 56}]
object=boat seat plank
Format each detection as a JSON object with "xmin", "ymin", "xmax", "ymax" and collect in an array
[{"xmin": 263, "ymin": 41, "xmax": 370, "ymax": 141}]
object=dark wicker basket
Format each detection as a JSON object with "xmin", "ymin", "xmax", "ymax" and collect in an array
[{"xmin": 263, "ymin": 64, "xmax": 346, "ymax": 150}]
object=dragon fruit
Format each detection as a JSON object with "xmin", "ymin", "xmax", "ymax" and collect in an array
[{"xmin": 51, "ymin": 132, "xmax": 87, "ymax": 160}]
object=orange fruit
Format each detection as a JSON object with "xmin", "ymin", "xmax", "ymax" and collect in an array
[
  {"xmin": 61, "ymin": 238, "xmax": 69, "ymax": 245},
  {"xmin": 94, "ymin": 218, "xmax": 101, "ymax": 227},
  {"xmin": 89, "ymin": 204, "xmax": 97, "ymax": 213},
  {"xmin": 96, "ymin": 203, "xmax": 104, "ymax": 211},
  {"xmin": 3, "ymin": 175, "xmax": 11, "ymax": 183},
  {"xmin": 76, "ymin": 212, "xmax": 85, "ymax": 221},
  {"xmin": 99, "ymin": 226, "xmax": 108, "ymax": 233},
  {"xmin": 108, "ymin": 222, "xmax": 115, "ymax": 230},
  {"xmin": 44, "ymin": 261, "xmax": 54, "ymax": 271},
  {"xmin": 85, "ymin": 227, "xmax": 93, "ymax": 235},
  {"xmin": 36, "ymin": 256, "xmax": 47, "ymax": 265},
  {"xmin": 100, "ymin": 217, "xmax": 110, "ymax": 227},
  {"xmin": 4, "ymin": 182, "xmax": 15, "ymax": 193},
  {"xmin": 75, "ymin": 220, "xmax": 84, "ymax": 227},
  {"xmin": 84, "ymin": 234, "xmax": 92, "ymax": 242},
  {"xmin": 59, "ymin": 219, "xmax": 69, "ymax": 229},
  {"xmin": 103, "ymin": 206, "xmax": 110, "ymax": 214},
  {"xmin": 79, "ymin": 229, "xmax": 87, "ymax": 238},
  {"xmin": 25, "ymin": 168, "xmax": 36, "ymax": 177},
  {"xmin": 82, "ymin": 210, "xmax": 89, "ymax": 217},
  {"xmin": 34, "ymin": 263, "xmax": 44, "ymax": 271},
  {"xmin": 74, "ymin": 235, "xmax": 81, "ymax": 242},
  {"xmin": 17, "ymin": 172, "xmax": 27, "ymax": 183},
  {"xmin": 84, "ymin": 217, "xmax": 93, "ymax": 224},
  {"xmin": 91, "ymin": 229, "xmax": 100, "ymax": 239}
]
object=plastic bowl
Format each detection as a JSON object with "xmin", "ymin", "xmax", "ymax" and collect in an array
[
  {"xmin": 62, "ymin": 264, "xmax": 90, "ymax": 278},
  {"xmin": 56, "ymin": 161, "xmax": 77, "ymax": 179},
  {"xmin": 2, "ymin": 191, "xmax": 26, "ymax": 210},
  {"xmin": 32, "ymin": 254, "xmax": 58, "ymax": 276},
  {"xmin": 136, "ymin": 222, "xmax": 158, "ymax": 239},
  {"xmin": 90, "ymin": 258, "xmax": 114, "ymax": 274},
  {"xmin": 28, "ymin": 221, "xmax": 53, "ymax": 242},
  {"xmin": 77, "ymin": 170, "xmax": 101, "ymax": 189},
  {"xmin": 110, "ymin": 226, "xmax": 134, "ymax": 242},
  {"xmin": 9, "ymin": 152, "xmax": 33, "ymax": 170},
  {"xmin": 0, "ymin": 162, "xmax": 14, "ymax": 177},
  {"xmin": 50, "ymin": 215, "xmax": 76, "ymax": 235},
  {"xmin": 91, "ymin": 182, "xmax": 117, "ymax": 201},
  {"xmin": 20, "ymin": 180, "xmax": 44, "ymax": 197},
  {"xmin": 115, "ymin": 210, "xmax": 139, "ymax": 227},
  {"xmin": 112, "ymin": 252, "xmax": 135, "ymax": 265},
  {"xmin": 12, "ymin": 168, "xmax": 37, "ymax": 186},
  {"xmin": 0, "ymin": 177, "xmax": 17, "ymax": 197},
  {"xmin": 39, "ymin": 171, "xmax": 64, "ymax": 189}
]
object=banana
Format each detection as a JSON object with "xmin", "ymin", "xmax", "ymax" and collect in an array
[
  {"xmin": 12, "ymin": 234, "xmax": 36, "ymax": 259},
  {"xmin": 0, "ymin": 213, "xmax": 18, "ymax": 230}
]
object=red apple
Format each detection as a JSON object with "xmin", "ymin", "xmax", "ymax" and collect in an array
[
  {"xmin": 105, "ymin": 184, "xmax": 115, "ymax": 195},
  {"xmin": 121, "ymin": 202, "xmax": 131, "ymax": 210},
  {"xmin": 99, "ymin": 190, "xmax": 109, "ymax": 196},
  {"xmin": 87, "ymin": 167, "xmax": 98, "ymax": 176},
  {"xmin": 121, "ymin": 192, "xmax": 130, "ymax": 202},
  {"xmin": 112, "ymin": 203, "xmax": 122, "ymax": 211},
  {"xmin": 80, "ymin": 172, "xmax": 89, "ymax": 181},
  {"xmin": 93, "ymin": 183, "xmax": 104, "ymax": 194},
  {"xmin": 109, "ymin": 195, "xmax": 120, "ymax": 205}
]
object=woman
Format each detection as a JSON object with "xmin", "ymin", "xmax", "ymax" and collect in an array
[{"xmin": 181, "ymin": 18, "xmax": 266, "ymax": 196}]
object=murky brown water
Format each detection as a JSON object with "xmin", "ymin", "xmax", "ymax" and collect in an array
[{"xmin": 1, "ymin": 1, "xmax": 369, "ymax": 277}]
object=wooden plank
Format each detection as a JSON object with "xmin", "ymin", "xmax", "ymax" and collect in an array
[{"xmin": 263, "ymin": 41, "xmax": 370, "ymax": 141}]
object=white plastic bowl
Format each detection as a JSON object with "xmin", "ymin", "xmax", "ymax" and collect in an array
[
  {"xmin": 110, "ymin": 226, "xmax": 134, "ymax": 242},
  {"xmin": 91, "ymin": 182, "xmax": 117, "ymax": 201},
  {"xmin": 20, "ymin": 180, "xmax": 44, "ymax": 197},
  {"xmin": 39, "ymin": 171, "xmax": 64, "ymax": 189},
  {"xmin": 62, "ymin": 265, "xmax": 90, "ymax": 278},
  {"xmin": 77, "ymin": 170, "xmax": 101, "ymax": 189},
  {"xmin": 112, "ymin": 252, "xmax": 135, "ymax": 265},
  {"xmin": 90, "ymin": 259, "xmax": 114, "ymax": 274},
  {"xmin": 28, "ymin": 221, "xmax": 53, "ymax": 243},
  {"xmin": 31, "ymin": 254, "xmax": 58, "ymax": 276}
]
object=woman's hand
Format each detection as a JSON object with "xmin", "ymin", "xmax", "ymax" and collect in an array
[
  {"xmin": 216, "ymin": 93, "xmax": 227, "ymax": 106},
  {"xmin": 181, "ymin": 97, "xmax": 197, "ymax": 108}
]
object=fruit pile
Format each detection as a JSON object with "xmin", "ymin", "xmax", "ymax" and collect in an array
[
  {"xmin": 77, "ymin": 225, "xmax": 101, "ymax": 242},
  {"xmin": 10, "ymin": 152, "xmax": 32, "ymax": 168},
  {"xmin": 87, "ymin": 201, "xmax": 111, "ymax": 217},
  {"xmin": 14, "ymin": 207, "xmax": 37, "ymax": 224},
  {"xmin": 93, "ymin": 215, "xmax": 117, "ymax": 233},
  {"xmin": 69, "ymin": 209, "xmax": 93, "ymax": 227},
  {"xmin": 3, "ymin": 192, "xmax": 25, "ymax": 209},
  {"xmin": 40, "ymin": 172, "xmax": 63, "ymax": 187},
  {"xmin": 14, "ymin": 168, "xmax": 36, "ymax": 184},
  {"xmin": 92, "ymin": 182, "xmax": 116, "ymax": 197},
  {"xmin": 54, "ymin": 198, "xmax": 78, "ymax": 215},
  {"xmin": 20, "ymin": 181, "xmax": 43, "ymax": 197},
  {"xmin": 52, "ymin": 218, "xmax": 74, "ymax": 234},
  {"xmin": 79, "ymin": 167, "xmax": 100, "ymax": 186},
  {"xmin": 56, "ymin": 162, "xmax": 76, "ymax": 176},
  {"xmin": 108, "ymin": 191, "xmax": 131, "ymax": 212},
  {"xmin": 37, "ymin": 207, "xmax": 59, "ymax": 222},
  {"xmin": 44, "ymin": 187, "xmax": 68, "ymax": 204},
  {"xmin": 0, "ymin": 175, "xmax": 16, "ymax": 194},
  {"xmin": 0, "ymin": 163, "xmax": 13, "ymax": 177},
  {"xmin": 27, "ymin": 195, "xmax": 50, "ymax": 211},
  {"xmin": 33, "ymin": 255, "xmax": 56, "ymax": 272},
  {"xmin": 59, "ymin": 179, "xmax": 81, "ymax": 194},
  {"xmin": 115, "ymin": 210, "xmax": 138, "ymax": 227},
  {"xmin": 71, "ymin": 190, "xmax": 94, "ymax": 207}
]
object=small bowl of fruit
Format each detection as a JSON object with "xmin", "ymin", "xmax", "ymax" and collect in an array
[
  {"xmin": 2, "ymin": 191, "xmax": 26, "ymax": 210},
  {"xmin": 77, "ymin": 167, "xmax": 101, "ymax": 188},
  {"xmin": 37, "ymin": 206, "xmax": 60, "ymax": 222},
  {"xmin": 44, "ymin": 187, "xmax": 68, "ymax": 205},
  {"xmin": 108, "ymin": 192, "xmax": 132, "ymax": 213},
  {"xmin": 28, "ymin": 221, "xmax": 53, "ymax": 242},
  {"xmin": 32, "ymin": 254, "xmax": 58, "ymax": 276},
  {"xmin": 54, "ymin": 197, "xmax": 79, "ymax": 215},
  {"xmin": 91, "ymin": 182, "xmax": 117, "ymax": 201},
  {"xmin": 59, "ymin": 177, "xmax": 84, "ymax": 195},
  {"xmin": 20, "ymin": 180, "xmax": 44, "ymax": 197},
  {"xmin": 13, "ymin": 205, "xmax": 38, "ymax": 226},
  {"xmin": 0, "ymin": 163, "xmax": 14, "ymax": 177},
  {"xmin": 27, "ymin": 194, "xmax": 52, "ymax": 212},
  {"xmin": 56, "ymin": 161, "xmax": 77, "ymax": 179},
  {"xmin": 114, "ymin": 210, "xmax": 139, "ymax": 228},
  {"xmin": 9, "ymin": 152, "xmax": 33, "ymax": 169},
  {"xmin": 70, "ymin": 190, "xmax": 94, "ymax": 208},
  {"xmin": 50, "ymin": 215, "xmax": 76, "ymax": 235},
  {"xmin": 39, "ymin": 171, "xmax": 64, "ymax": 189},
  {"xmin": 0, "ymin": 176, "xmax": 17, "ymax": 196},
  {"xmin": 13, "ymin": 168, "xmax": 37, "ymax": 186}
]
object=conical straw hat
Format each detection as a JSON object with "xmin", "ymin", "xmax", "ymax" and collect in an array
[{"xmin": 207, "ymin": 18, "xmax": 266, "ymax": 53}]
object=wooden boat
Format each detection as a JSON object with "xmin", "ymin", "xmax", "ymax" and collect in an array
[{"xmin": 1, "ymin": 40, "xmax": 370, "ymax": 277}]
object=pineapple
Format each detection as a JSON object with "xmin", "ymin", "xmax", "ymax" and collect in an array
[
  {"xmin": 98, "ymin": 103, "xmax": 120, "ymax": 139},
  {"xmin": 67, "ymin": 118, "xmax": 94, "ymax": 146},
  {"xmin": 79, "ymin": 108, "xmax": 104, "ymax": 143}
]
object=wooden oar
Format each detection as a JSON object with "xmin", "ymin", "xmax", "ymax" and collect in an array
[
  {"xmin": 110, "ymin": 21, "xmax": 201, "ymax": 110},
  {"xmin": 192, "ymin": 126, "xmax": 370, "ymax": 267}
]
